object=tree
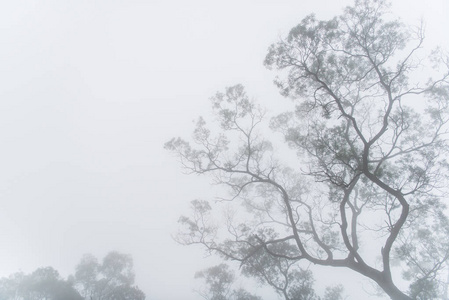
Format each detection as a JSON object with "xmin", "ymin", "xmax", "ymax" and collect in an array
[
  {"xmin": 73, "ymin": 251, "xmax": 145, "ymax": 300},
  {"xmin": 0, "ymin": 267, "xmax": 82, "ymax": 300},
  {"xmin": 0, "ymin": 252, "xmax": 145, "ymax": 300},
  {"xmin": 194, "ymin": 264, "xmax": 262, "ymax": 300},
  {"xmin": 166, "ymin": 0, "xmax": 449, "ymax": 299}
]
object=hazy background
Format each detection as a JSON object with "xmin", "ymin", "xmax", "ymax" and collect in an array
[{"xmin": 0, "ymin": 0, "xmax": 447, "ymax": 299}]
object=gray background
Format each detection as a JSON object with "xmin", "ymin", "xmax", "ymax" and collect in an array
[{"xmin": 0, "ymin": 0, "xmax": 447, "ymax": 299}]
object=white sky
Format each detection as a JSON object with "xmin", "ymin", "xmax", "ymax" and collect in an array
[{"xmin": 0, "ymin": 1, "xmax": 447, "ymax": 299}]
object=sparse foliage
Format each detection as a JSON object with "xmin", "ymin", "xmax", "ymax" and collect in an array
[{"xmin": 166, "ymin": 0, "xmax": 449, "ymax": 299}]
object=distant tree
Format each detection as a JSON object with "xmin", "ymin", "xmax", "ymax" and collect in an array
[
  {"xmin": 166, "ymin": 0, "xmax": 449, "ymax": 299},
  {"xmin": 322, "ymin": 285, "xmax": 344, "ymax": 300},
  {"xmin": 0, "ymin": 267, "xmax": 82, "ymax": 300},
  {"xmin": 0, "ymin": 272, "xmax": 24, "ymax": 300},
  {"xmin": 73, "ymin": 251, "xmax": 145, "ymax": 300},
  {"xmin": 73, "ymin": 254, "xmax": 99, "ymax": 300},
  {"xmin": 194, "ymin": 264, "xmax": 262, "ymax": 300},
  {"xmin": 0, "ymin": 252, "xmax": 145, "ymax": 300}
]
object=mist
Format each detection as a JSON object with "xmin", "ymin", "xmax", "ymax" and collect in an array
[{"xmin": 0, "ymin": 1, "xmax": 448, "ymax": 299}]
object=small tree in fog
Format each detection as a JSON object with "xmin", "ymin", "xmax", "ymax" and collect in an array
[
  {"xmin": 0, "ymin": 267, "xmax": 82, "ymax": 300},
  {"xmin": 74, "ymin": 251, "xmax": 145, "ymax": 300},
  {"xmin": 166, "ymin": 0, "xmax": 449, "ymax": 299},
  {"xmin": 195, "ymin": 264, "xmax": 262, "ymax": 300}
]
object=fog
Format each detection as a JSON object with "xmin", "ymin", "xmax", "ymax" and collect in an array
[{"xmin": 0, "ymin": 1, "xmax": 447, "ymax": 299}]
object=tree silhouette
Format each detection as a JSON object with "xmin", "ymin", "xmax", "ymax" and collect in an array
[{"xmin": 166, "ymin": 0, "xmax": 449, "ymax": 299}]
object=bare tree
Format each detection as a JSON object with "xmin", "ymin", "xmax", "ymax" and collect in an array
[{"xmin": 166, "ymin": 0, "xmax": 449, "ymax": 299}]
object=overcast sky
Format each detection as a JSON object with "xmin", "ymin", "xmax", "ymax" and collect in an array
[{"xmin": 0, "ymin": 1, "xmax": 448, "ymax": 299}]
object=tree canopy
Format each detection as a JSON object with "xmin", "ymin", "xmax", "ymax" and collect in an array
[
  {"xmin": 73, "ymin": 251, "xmax": 145, "ymax": 300},
  {"xmin": 194, "ymin": 264, "xmax": 262, "ymax": 300},
  {"xmin": 166, "ymin": 0, "xmax": 449, "ymax": 299},
  {"xmin": 0, "ymin": 251, "xmax": 145, "ymax": 300},
  {"xmin": 0, "ymin": 267, "xmax": 82, "ymax": 300}
]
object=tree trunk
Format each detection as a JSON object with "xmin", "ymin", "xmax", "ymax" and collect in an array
[{"xmin": 377, "ymin": 279, "xmax": 412, "ymax": 300}]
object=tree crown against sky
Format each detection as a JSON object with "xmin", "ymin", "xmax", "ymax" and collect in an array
[
  {"xmin": 0, "ymin": 251, "xmax": 145, "ymax": 300},
  {"xmin": 73, "ymin": 251, "xmax": 145, "ymax": 300},
  {"xmin": 166, "ymin": 0, "xmax": 449, "ymax": 299},
  {"xmin": 0, "ymin": 267, "xmax": 82, "ymax": 300}
]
